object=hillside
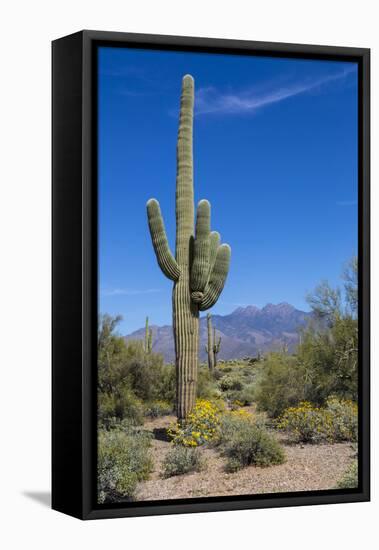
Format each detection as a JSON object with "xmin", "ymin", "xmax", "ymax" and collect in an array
[{"xmin": 124, "ymin": 302, "xmax": 311, "ymax": 362}]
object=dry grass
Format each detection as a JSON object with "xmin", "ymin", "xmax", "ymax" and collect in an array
[{"xmin": 134, "ymin": 414, "xmax": 355, "ymax": 501}]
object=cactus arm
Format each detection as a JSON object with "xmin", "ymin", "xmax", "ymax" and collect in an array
[
  {"xmin": 208, "ymin": 231, "xmax": 220, "ymax": 276},
  {"xmin": 147, "ymin": 199, "xmax": 180, "ymax": 281},
  {"xmin": 213, "ymin": 333, "xmax": 221, "ymax": 354},
  {"xmin": 199, "ymin": 244, "xmax": 231, "ymax": 311},
  {"xmin": 190, "ymin": 200, "xmax": 210, "ymax": 300}
]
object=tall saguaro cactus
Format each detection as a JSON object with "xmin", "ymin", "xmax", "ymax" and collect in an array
[
  {"xmin": 144, "ymin": 316, "xmax": 152, "ymax": 354},
  {"xmin": 147, "ymin": 75, "xmax": 231, "ymax": 419},
  {"xmin": 213, "ymin": 326, "xmax": 222, "ymax": 368},
  {"xmin": 206, "ymin": 313, "xmax": 222, "ymax": 371}
]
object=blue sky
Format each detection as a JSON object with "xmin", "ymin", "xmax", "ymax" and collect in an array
[{"xmin": 98, "ymin": 47, "xmax": 358, "ymax": 335}]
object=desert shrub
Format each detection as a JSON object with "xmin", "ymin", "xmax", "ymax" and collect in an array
[
  {"xmin": 325, "ymin": 397, "xmax": 358, "ymax": 442},
  {"xmin": 297, "ymin": 319, "xmax": 358, "ymax": 405},
  {"xmin": 220, "ymin": 408, "xmax": 262, "ymax": 429},
  {"xmin": 299, "ymin": 269, "xmax": 358, "ymax": 405},
  {"xmin": 227, "ymin": 383, "xmax": 256, "ymax": 406},
  {"xmin": 277, "ymin": 402, "xmax": 329, "ymax": 443},
  {"xmin": 124, "ymin": 342, "xmax": 168, "ymax": 402},
  {"xmin": 162, "ymin": 446, "xmax": 204, "ymax": 478},
  {"xmin": 144, "ymin": 400, "xmax": 173, "ymax": 418},
  {"xmin": 156, "ymin": 363, "xmax": 176, "ymax": 403},
  {"xmin": 278, "ymin": 398, "xmax": 358, "ymax": 443},
  {"xmin": 219, "ymin": 375, "xmax": 244, "ymax": 392},
  {"xmin": 238, "ymin": 384, "xmax": 256, "ymax": 405},
  {"xmin": 230, "ymin": 399, "xmax": 245, "ymax": 409},
  {"xmin": 167, "ymin": 399, "xmax": 225, "ymax": 447},
  {"xmin": 212, "ymin": 409, "xmax": 266, "ymax": 447},
  {"xmin": 336, "ymin": 460, "xmax": 358, "ymax": 489},
  {"xmin": 98, "ymin": 316, "xmax": 175, "ymax": 423},
  {"xmin": 218, "ymin": 365, "xmax": 233, "ymax": 373},
  {"xmin": 98, "ymin": 428, "xmax": 153, "ymax": 503},
  {"xmin": 98, "ymin": 387, "xmax": 144, "ymax": 427},
  {"xmin": 217, "ymin": 414, "xmax": 285, "ymax": 472},
  {"xmin": 254, "ymin": 353, "xmax": 305, "ymax": 417},
  {"xmin": 213, "ymin": 369, "xmax": 224, "ymax": 380},
  {"xmin": 196, "ymin": 368, "xmax": 219, "ymax": 399}
]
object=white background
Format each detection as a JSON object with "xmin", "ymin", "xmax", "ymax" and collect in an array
[{"xmin": 0, "ymin": 1, "xmax": 376, "ymax": 548}]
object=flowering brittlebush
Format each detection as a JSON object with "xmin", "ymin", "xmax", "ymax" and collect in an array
[
  {"xmin": 167, "ymin": 399, "xmax": 225, "ymax": 446},
  {"xmin": 277, "ymin": 398, "xmax": 357, "ymax": 443}
]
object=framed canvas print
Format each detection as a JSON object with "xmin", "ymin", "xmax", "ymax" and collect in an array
[{"xmin": 52, "ymin": 30, "xmax": 370, "ymax": 520}]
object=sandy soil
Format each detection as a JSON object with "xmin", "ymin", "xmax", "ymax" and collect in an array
[{"xmin": 134, "ymin": 415, "xmax": 355, "ymax": 501}]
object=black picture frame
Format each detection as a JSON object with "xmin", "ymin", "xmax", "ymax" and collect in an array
[{"xmin": 52, "ymin": 30, "xmax": 370, "ymax": 520}]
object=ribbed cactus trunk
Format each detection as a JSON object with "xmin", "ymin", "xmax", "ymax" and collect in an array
[
  {"xmin": 206, "ymin": 313, "xmax": 215, "ymax": 373},
  {"xmin": 147, "ymin": 75, "xmax": 231, "ymax": 420},
  {"xmin": 144, "ymin": 316, "xmax": 152, "ymax": 354},
  {"xmin": 213, "ymin": 326, "xmax": 221, "ymax": 367},
  {"xmin": 173, "ymin": 75, "xmax": 198, "ymax": 419}
]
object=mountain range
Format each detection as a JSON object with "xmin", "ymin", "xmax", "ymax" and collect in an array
[{"xmin": 124, "ymin": 302, "xmax": 311, "ymax": 362}]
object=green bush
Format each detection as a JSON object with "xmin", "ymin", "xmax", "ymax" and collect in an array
[
  {"xmin": 98, "ymin": 316, "xmax": 175, "ymax": 424},
  {"xmin": 156, "ymin": 363, "xmax": 176, "ymax": 403},
  {"xmin": 254, "ymin": 353, "xmax": 305, "ymax": 417},
  {"xmin": 219, "ymin": 375, "xmax": 243, "ymax": 392},
  {"xmin": 336, "ymin": 460, "xmax": 358, "ymax": 489},
  {"xmin": 144, "ymin": 400, "xmax": 173, "ymax": 418},
  {"xmin": 216, "ymin": 413, "xmax": 285, "ymax": 472},
  {"xmin": 212, "ymin": 409, "xmax": 266, "ymax": 444},
  {"xmin": 227, "ymin": 383, "xmax": 256, "ymax": 406},
  {"xmin": 124, "ymin": 341, "xmax": 167, "ymax": 402},
  {"xmin": 196, "ymin": 367, "xmax": 219, "ymax": 399},
  {"xmin": 213, "ymin": 368, "xmax": 224, "ymax": 380},
  {"xmin": 325, "ymin": 397, "xmax": 358, "ymax": 442},
  {"xmin": 298, "ymin": 315, "xmax": 358, "ymax": 404},
  {"xmin": 239, "ymin": 384, "xmax": 256, "ymax": 405},
  {"xmin": 98, "ymin": 427, "xmax": 153, "ymax": 503},
  {"xmin": 98, "ymin": 387, "xmax": 144, "ymax": 427},
  {"xmin": 218, "ymin": 365, "xmax": 233, "ymax": 373},
  {"xmin": 299, "ymin": 261, "xmax": 358, "ymax": 404},
  {"xmin": 162, "ymin": 446, "xmax": 204, "ymax": 478}
]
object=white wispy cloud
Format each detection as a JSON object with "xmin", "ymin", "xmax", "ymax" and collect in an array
[
  {"xmin": 195, "ymin": 67, "xmax": 356, "ymax": 116},
  {"xmin": 101, "ymin": 288, "xmax": 162, "ymax": 297}
]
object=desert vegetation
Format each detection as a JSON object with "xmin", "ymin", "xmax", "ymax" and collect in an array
[{"xmin": 97, "ymin": 257, "xmax": 358, "ymax": 503}]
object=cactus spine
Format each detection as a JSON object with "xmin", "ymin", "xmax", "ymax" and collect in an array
[
  {"xmin": 144, "ymin": 316, "xmax": 152, "ymax": 354},
  {"xmin": 147, "ymin": 75, "xmax": 231, "ymax": 419}
]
